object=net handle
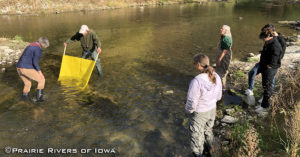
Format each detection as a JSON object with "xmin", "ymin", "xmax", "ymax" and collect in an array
[{"xmin": 63, "ymin": 45, "xmax": 67, "ymax": 55}]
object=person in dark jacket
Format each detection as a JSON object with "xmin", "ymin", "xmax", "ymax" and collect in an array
[
  {"xmin": 64, "ymin": 25, "xmax": 103, "ymax": 77},
  {"xmin": 255, "ymin": 28, "xmax": 283, "ymax": 113},
  {"xmin": 245, "ymin": 24, "xmax": 286, "ymax": 102},
  {"xmin": 17, "ymin": 37, "xmax": 49, "ymax": 102}
]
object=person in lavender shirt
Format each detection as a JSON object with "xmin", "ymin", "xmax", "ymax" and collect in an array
[{"xmin": 186, "ymin": 54, "xmax": 222, "ymax": 157}]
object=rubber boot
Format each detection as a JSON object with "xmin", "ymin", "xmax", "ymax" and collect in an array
[
  {"xmin": 21, "ymin": 92, "xmax": 29, "ymax": 101},
  {"xmin": 36, "ymin": 89, "xmax": 45, "ymax": 102}
]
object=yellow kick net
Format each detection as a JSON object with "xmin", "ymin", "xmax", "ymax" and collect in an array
[{"xmin": 58, "ymin": 49, "xmax": 97, "ymax": 89}]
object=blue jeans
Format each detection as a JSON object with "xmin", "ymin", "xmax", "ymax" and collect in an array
[
  {"xmin": 248, "ymin": 62, "xmax": 275, "ymax": 91},
  {"xmin": 82, "ymin": 50, "xmax": 102, "ymax": 76}
]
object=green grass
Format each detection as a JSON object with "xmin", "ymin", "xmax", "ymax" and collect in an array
[
  {"xmin": 247, "ymin": 57, "xmax": 259, "ymax": 63},
  {"xmin": 253, "ymin": 85, "xmax": 263, "ymax": 100},
  {"xmin": 256, "ymin": 118, "xmax": 285, "ymax": 153},
  {"xmin": 229, "ymin": 89, "xmax": 244, "ymax": 98},
  {"xmin": 231, "ymin": 120, "xmax": 250, "ymax": 149},
  {"xmin": 14, "ymin": 35, "xmax": 23, "ymax": 42},
  {"xmin": 233, "ymin": 70, "xmax": 245, "ymax": 79}
]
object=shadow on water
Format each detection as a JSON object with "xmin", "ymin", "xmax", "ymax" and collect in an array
[
  {"xmin": 223, "ymin": 90, "xmax": 243, "ymax": 106},
  {"xmin": 41, "ymin": 53, "xmax": 63, "ymax": 79},
  {"xmin": 77, "ymin": 90, "xmax": 129, "ymax": 124},
  {"xmin": 1, "ymin": 64, "xmax": 19, "ymax": 85},
  {"xmin": 138, "ymin": 60, "xmax": 194, "ymax": 91}
]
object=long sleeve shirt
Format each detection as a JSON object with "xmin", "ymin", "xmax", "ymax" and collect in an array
[
  {"xmin": 66, "ymin": 30, "xmax": 101, "ymax": 52},
  {"xmin": 185, "ymin": 72, "xmax": 222, "ymax": 113},
  {"xmin": 259, "ymin": 38, "xmax": 283, "ymax": 69},
  {"xmin": 16, "ymin": 42, "xmax": 42, "ymax": 71}
]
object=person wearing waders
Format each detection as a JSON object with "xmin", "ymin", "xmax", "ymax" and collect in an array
[
  {"xmin": 186, "ymin": 54, "xmax": 222, "ymax": 157},
  {"xmin": 64, "ymin": 25, "xmax": 103, "ymax": 77},
  {"xmin": 215, "ymin": 25, "xmax": 232, "ymax": 90},
  {"xmin": 17, "ymin": 37, "xmax": 49, "ymax": 102}
]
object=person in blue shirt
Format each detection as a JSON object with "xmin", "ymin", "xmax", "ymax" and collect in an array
[{"xmin": 17, "ymin": 37, "xmax": 49, "ymax": 102}]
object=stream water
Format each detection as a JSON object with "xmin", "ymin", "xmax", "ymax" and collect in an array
[{"xmin": 0, "ymin": 1, "xmax": 299, "ymax": 156}]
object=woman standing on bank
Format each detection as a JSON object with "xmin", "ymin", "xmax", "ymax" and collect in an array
[
  {"xmin": 17, "ymin": 37, "xmax": 49, "ymax": 102},
  {"xmin": 186, "ymin": 54, "xmax": 222, "ymax": 157},
  {"xmin": 216, "ymin": 25, "xmax": 232, "ymax": 89}
]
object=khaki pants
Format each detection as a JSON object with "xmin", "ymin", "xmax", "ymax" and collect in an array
[
  {"xmin": 17, "ymin": 68, "xmax": 45, "ymax": 93},
  {"xmin": 189, "ymin": 108, "xmax": 216, "ymax": 155}
]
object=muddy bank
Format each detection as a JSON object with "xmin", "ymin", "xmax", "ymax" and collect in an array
[{"xmin": 0, "ymin": 37, "xmax": 28, "ymax": 72}]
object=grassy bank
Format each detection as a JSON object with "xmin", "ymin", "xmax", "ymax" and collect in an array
[
  {"xmin": 0, "ymin": 0, "xmax": 207, "ymax": 15},
  {"xmin": 221, "ymin": 50, "xmax": 300, "ymax": 156},
  {"xmin": 228, "ymin": 71, "xmax": 300, "ymax": 156}
]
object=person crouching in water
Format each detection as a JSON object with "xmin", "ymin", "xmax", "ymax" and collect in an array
[
  {"xmin": 186, "ymin": 54, "xmax": 222, "ymax": 157},
  {"xmin": 17, "ymin": 37, "xmax": 49, "ymax": 102}
]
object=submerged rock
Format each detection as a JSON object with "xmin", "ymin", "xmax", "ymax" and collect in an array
[{"xmin": 163, "ymin": 90, "xmax": 174, "ymax": 95}]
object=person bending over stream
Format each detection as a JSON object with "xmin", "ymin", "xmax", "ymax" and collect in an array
[{"xmin": 17, "ymin": 37, "xmax": 49, "ymax": 102}]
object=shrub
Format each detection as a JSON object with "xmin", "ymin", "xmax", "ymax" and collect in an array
[{"xmin": 271, "ymin": 70, "xmax": 300, "ymax": 157}]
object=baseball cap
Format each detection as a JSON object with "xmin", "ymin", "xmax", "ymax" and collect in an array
[{"xmin": 79, "ymin": 25, "xmax": 89, "ymax": 34}]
